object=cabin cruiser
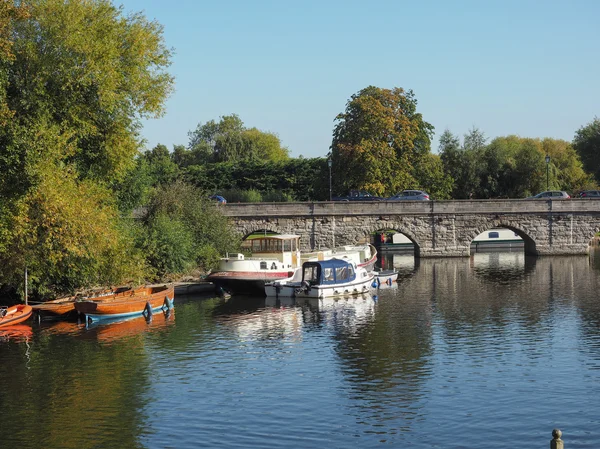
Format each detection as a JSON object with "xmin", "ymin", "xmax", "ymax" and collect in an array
[{"xmin": 265, "ymin": 258, "xmax": 376, "ymax": 299}]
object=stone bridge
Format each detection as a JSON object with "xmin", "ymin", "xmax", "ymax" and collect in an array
[{"xmin": 219, "ymin": 199, "xmax": 600, "ymax": 257}]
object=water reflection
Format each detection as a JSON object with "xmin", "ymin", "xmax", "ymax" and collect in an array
[{"xmin": 4, "ymin": 253, "xmax": 600, "ymax": 448}]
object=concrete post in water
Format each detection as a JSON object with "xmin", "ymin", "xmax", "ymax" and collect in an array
[{"xmin": 550, "ymin": 429, "xmax": 563, "ymax": 449}]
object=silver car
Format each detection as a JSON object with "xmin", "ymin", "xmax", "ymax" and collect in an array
[
  {"xmin": 528, "ymin": 190, "xmax": 570, "ymax": 199},
  {"xmin": 387, "ymin": 190, "xmax": 430, "ymax": 201}
]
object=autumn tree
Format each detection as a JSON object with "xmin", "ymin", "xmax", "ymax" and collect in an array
[
  {"xmin": 330, "ymin": 86, "xmax": 450, "ymax": 197},
  {"xmin": 0, "ymin": 0, "xmax": 174, "ymax": 297}
]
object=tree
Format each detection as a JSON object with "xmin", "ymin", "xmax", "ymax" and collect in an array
[
  {"xmin": 188, "ymin": 114, "xmax": 289, "ymax": 163},
  {"xmin": 142, "ymin": 181, "xmax": 240, "ymax": 276},
  {"xmin": 463, "ymin": 127, "xmax": 488, "ymax": 152},
  {"xmin": 330, "ymin": 86, "xmax": 435, "ymax": 196},
  {"xmin": 573, "ymin": 118, "xmax": 600, "ymax": 183},
  {"xmin": 0, "ymin": 0, "xmax": 173, "ymax": 296}
]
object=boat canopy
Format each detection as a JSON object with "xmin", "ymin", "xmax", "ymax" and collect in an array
[{"xmin": 302, "ymin": 258, "xmax": 356, "ymax": 286}]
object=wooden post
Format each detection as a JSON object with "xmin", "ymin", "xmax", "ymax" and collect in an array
[
  {"xmin": 24, "ymin": 267, "xmax": 28, "ymax": 305},
  {"xmin": 550, "ymin": 429, "xmax": 563, "ymax": 449}
]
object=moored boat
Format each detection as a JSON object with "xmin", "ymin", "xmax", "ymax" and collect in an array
[
  {"xmin": 73, "ymin": 284, "xmax": 175, "ymax": 323},
  {"xmin": 471, "ymin": 228, "xmax": 524, "ymax": 252},
  {"xmin": 31, "ymin": 286, "xmax": 135, "ymax": 319},
  {"xmin": 265, "ymin": 257, "xmax": 375, "ymax": 299},
  {"xmin": 0, "ymin": 304, "xmax": 33, "ymax": 328},
  {"xmin": 373, "ymin": 269, "xmax": 398, "ymax": 287},
  {"xmin": 206, "ymin": 234, "xmax": 301, "ymax": 295}
]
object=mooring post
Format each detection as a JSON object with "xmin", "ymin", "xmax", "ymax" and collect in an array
[{"xmin": 550, "ymin": 429, "xmax": 563, "ymax": 449}]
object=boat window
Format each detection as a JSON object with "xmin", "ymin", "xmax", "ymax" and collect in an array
[
  {"xmin": 336, "ymin": 266, "xmax": 349, "ymax": 281},
  {"xmin": 488, "ymin": 232, "xmax": 499, "ymax": 239},
  {"xmin": 283, "ymin": 240, "xmax": 292, "ymax": 251},
  {"xmin": 348, "ymin": 265, "xmax": 355, "ymax": 278},
  {"xmin": 323, "ymin": 268, "xmax": 334, "ymax": 281},
  {"xmin": 303, "ymin": 265, "xmax": 319, "ymax": 283},
  {"xmin": 260, "ymin": 262, "xmax": 267, "ymax": 269}
]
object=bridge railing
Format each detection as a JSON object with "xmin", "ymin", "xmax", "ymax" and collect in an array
[{"xmin": 220, "ymin": 199, "xmax": 600, "ymax": 217}]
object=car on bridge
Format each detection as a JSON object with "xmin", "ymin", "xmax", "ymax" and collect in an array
[
  {"xmin": 387, "ymin": 190, "xmax": 430, "ymax": 201},
  {"xmin": 527, "ymin": 190, "xmax": 570, "ymax": 199},
  {"xmin": 578, "ymin": 190, "xmax": 600, "ymax": 198},
  {"xmin": 332, "ymin": 190, "xmax": 383, "ymax": 201}
]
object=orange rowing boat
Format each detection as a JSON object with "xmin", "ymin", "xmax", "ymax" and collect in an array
[
  {"xmin": 31, "ymin": 286, "xmax": 136, "ymax": 318},
  {"xmin": 73, "ymin": 284, "xmax": 174, "ymax": 323},
  {"xmin": 0, "ymin": 304, "xmax": 33, "ymax": 328}
]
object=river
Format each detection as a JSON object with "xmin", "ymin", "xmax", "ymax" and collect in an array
[{"xmin": 1, "ymin": 251, "xmax": 600, "ymax": 448}]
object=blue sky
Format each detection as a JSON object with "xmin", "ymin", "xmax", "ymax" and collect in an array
[{"xmin": 119, "ymin": 0, "xmax": 599, "ymax": 158}]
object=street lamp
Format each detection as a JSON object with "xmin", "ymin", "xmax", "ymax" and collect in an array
[
  {"xmin": 328, "ymin": 158, "xmax": 332, "ymax": 201},
  {"xmin": 545, "ymin": 154, "xmax": 550, "ymax": 191}
]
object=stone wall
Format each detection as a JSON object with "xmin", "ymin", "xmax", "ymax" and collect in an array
[{"xmin": 220, "ymin": 200, "xmax": 600, "ymax": 257}]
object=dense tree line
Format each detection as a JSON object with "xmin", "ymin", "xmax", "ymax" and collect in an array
[{"xmin": 0, "ymin": 1, "xmax": 238, "ymax": 301}]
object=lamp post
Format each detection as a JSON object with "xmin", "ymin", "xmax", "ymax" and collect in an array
[
  {"xmin": 328, "ymin": 158, "xmax": 332, "ymax": 201},
  {"xmin": 545, "ymin": 154, "xmax": 550, "ymax": 191}
]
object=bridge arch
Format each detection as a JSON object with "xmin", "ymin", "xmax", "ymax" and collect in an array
[
  {"xmin": 468, "ymin": 221, "xmax": 536, "ymax": 255},
  {"xmin": 360, "ymin": 221, "xmax": 422, "ymax": 257}
]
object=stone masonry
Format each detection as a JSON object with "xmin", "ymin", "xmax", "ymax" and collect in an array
[{"xmin": 219, "ymin": 199, "xmax": 600, "ymax": 257}]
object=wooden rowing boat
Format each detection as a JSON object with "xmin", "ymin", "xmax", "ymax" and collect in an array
[
  {"xmin": 0, "ymin": 304, "xmax": 33, "ymax": 328},
  {"xmin": 31, "ymin": 286, "xmax": 135, "ymax": 318},
  {"xmin": 73, "ymin": 284, "xmax": 175, "ymax": 323}
]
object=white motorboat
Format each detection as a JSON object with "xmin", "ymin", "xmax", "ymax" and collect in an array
[
  {"xmin": 265, "ymin": 257, "xmax": 376, "ymax": 299},
  {"xmin": 373, "ymin": 269, "xmax": 398, "ymax": 287}
]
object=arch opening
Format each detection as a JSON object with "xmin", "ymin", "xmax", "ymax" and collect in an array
[
  {"xmin": 469, "ymin": 226, "xmax": 536, "ymax": 256},
  {"xmin": 369, "ymin": 229, "xmax": 419, "ymax": 274}
]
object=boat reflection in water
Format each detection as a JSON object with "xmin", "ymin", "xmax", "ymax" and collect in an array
[
  {"xmin": 40, "ymin": 309, "xmax": 175, "ymax": 343},
  {"xmin": 0, "ymin": 324, "xmax": 33, "ymax": 342},
  {"xmin": 85, "ymin": 309, "xmax": 175, "ymax": 343},
  {"xmin": 216, "ymin": 294, "xmax": 378, "ymax": 341}
]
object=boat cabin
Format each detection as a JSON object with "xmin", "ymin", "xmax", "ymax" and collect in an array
[
  {"xmin": 245, "ymin": 234, "xmax": 301, "ymax": 267},
  {"xmin": 302, "ymin": 258, "xmax": 357, "ymax": 286}
]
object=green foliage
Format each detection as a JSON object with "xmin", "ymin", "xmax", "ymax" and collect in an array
[
  {"xmin": 188, "ymin": 114, "xmax": 289, "ymax": 163},
  {"xmin": 412, "ymin": 153, "xmax": 453, "ymax": 199},
  {"xmin": 6, "ymin": 0, "xmax": 174, "ymax": 181},
  {"xmin": 331, "ymin": 86, "xmax": 435, "ymax": 196},
  {"xmin": 262, "ymin": 190, "xmax": 294, "ymax": 202},
  {"xmin": 182, "ymin": 158, "xmax": 329, "ymax": 201},
  {"xmin": 142, "ymin": 181, "xmax": 240, "ymax": 274},
  {"xmin": 144, "ymin": 215, "xmax": 196, "ymax": 277},
  {"xmin": 440, "ymin": 130, "xmax": 593, "ymax": 199},
  {"xmin": 0, "ymin": 0, "xmax": 173, "ymax": 297},
  {"xmin": 220, "ymin": 188, "xmax": 263, "ymax": 203},
  {"xmin": 573, "ymin": 118, "xmax": 600, "ymax": 184}
]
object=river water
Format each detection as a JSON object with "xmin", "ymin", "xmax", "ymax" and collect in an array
[{"xmin": 2, "ymin": 251, "xmax": 600, "ymax": 448}]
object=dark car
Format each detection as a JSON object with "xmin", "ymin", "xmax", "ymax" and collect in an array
[
  {"xmin": 387, "ymin": 190, "xmax": 430, "ymax": 201},
  {"xmin": 579, "ymin": 190, "xmax": 600, "ymax": 198},
  {"xmin": 209, "ymin": 195, "xmax": 227, "ymax": 204},
  {"xmin": 332, "ymin": 190, "xmax": 383, "ymax": 201},
  {"xmin": 527, "ymin": 191, "xmax": 570, "ymax": 199}
]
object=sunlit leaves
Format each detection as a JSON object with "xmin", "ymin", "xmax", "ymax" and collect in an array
[
  {"xmin": 188, "ymin": 114, "xmax": 290, "ymax": 163},
  {"xmin": 573, "ymin": 118, "xmax": 600, "ymax": 184},
  {"xmin": 331, "ymin": 86, "xmax": 439, "ymax": 196}
]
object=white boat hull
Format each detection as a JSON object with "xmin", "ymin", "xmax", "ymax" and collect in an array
[{"xmin": 266, "ymin": 272, "xmax": 376, "ymax": 299}]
